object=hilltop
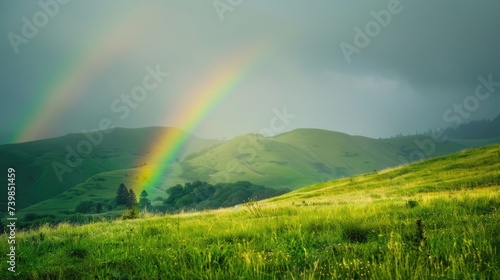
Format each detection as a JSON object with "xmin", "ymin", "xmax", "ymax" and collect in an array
[
  {"xmin": 2, "ymin": 127, "xmax": 500, "ymax": 222},
  {"xmin": 178, "ymin": 128, "xmax": 500, "ymax": 188}
]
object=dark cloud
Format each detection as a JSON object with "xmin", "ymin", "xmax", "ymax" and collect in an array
[{"xmin": 0, "ymin": 1, "xmax": 499, "ymax": 144}]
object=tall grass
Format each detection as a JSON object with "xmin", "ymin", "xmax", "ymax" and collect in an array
[
  {"xmin": 1, "ymin": 190, "xmax": 498, "ymax": 279},
  {"xmin": 2, "ymin": 145, "xmax": 499, "ymax": 279}
]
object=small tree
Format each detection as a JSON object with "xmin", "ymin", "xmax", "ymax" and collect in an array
[
  {"xmin": 75, "ymin": 201, "xmax": 95, "ymax": 213},
  {"xmin": 139, "ymin": 190, "xmax": 152, "ymax": 211},
  {"xmin": 116, "ymin": 183, "xmax": 129, "ymax": 206},
  {"xmin": 96, "ymin": 203, "xmax": 103, "ymax": 213},
  {"xmin": 127, "ymin": 189, "xmax": 137, "ymax": 209}
]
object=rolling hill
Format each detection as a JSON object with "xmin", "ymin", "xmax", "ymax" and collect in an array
[
  {"xmin": 2, "ymin": 144, "xmax": 499, "ymax": 279},
  {"xmin": 177, "ymin": 128, "xmax": 500, "ymax": 188},
  {"xmin": 0, "ymin": 127, "xmax": 221, "ymax": 211},
  {"xmin": 3, "ymin": 127, "xmax": 500, "ymax": 218}
]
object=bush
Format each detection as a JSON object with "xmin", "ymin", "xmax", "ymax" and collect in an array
[
  {"xmin": 75, "ymin": 201, "xmax": 95, "ymax": 213},
  {"xmin": 25, "ymin": 213, "xmax": 39, "ymax": 221},
  {"xmin": 405, "ymin": 200, "xmax": 419, "ymax": 208},
  {"xmin": 122, "ymin": 208, "xmax": 139, "ymax": 220}
]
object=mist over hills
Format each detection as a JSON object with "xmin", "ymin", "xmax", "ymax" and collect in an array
[{"xmin": 438, "ymin": 115, "xmax": 500, "ymax": 139}]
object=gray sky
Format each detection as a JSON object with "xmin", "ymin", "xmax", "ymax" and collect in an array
[{"xmin": 1, "ymin": 0, "xmax": 499, "ymax": 143}]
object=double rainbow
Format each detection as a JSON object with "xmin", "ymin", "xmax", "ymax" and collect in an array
[{"xmin": 11, "ymin": 3, "xmax": 273, "ymax": 193}]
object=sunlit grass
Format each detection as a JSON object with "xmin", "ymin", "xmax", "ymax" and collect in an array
[
  {"xmin": 2, "ymin": 191, "xmax": 499, "ymax": 279},
  {"xmin": 1, "ymin": 145, "xmax": 499, "ymax": 279}
]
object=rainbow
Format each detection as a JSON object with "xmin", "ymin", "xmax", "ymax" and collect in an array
[
  {"xmin": 136, "ymin": 43, "xmax": 272, "ymax": 192},
  {"xmin": 13, "ymin": 4, "xmax": 148, "ymax": 143}
]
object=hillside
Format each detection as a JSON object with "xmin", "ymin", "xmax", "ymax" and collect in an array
[
  {"xmin": 3, "ymin": 127, "xmax": 500, "ymax": 218},
  {"xmin": 0, "ymin": 127, "xmax": 220, "ymax": 211},
  {"xmin": 1, "ymin": 145, "xmax": 498, "ymax": 279},
  {"xmin": 270, "ymin": 143, "xmax": 500, "ymax": 204},
  {"xmin": 179, "ymin": 128, "xmax": 500, "ymax": 188},
  {"xmin": 439, "ymin": 114, "xmax": 500, "ymax": 139}
]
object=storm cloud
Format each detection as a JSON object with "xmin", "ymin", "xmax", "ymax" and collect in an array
[{"xmin": 1, "ymin": 0, "xmax": 499, "ymax": 143}]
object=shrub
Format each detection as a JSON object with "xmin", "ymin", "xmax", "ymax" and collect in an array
[
  {"xmin": 75, "ymin": 201, "xmax": 95, "ymax": 213},
  {"xmin": 24, "ymin": 213, "xmax": 39, "ymax": 221},
  {"xmin": 405, "ymin": 200, "xmax": 419, "ymax": 208},
  {"xmin": 122, "ymin": 208, "xmax": 139, "ymax": 220}
]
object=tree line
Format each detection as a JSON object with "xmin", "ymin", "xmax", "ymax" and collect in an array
[
  {"xmin": 73, "ymin": 181, "xmax": 286, "ymax": 214},
  {"xmin": 74, "ymin": 183, "xmax": 151, "ymax": 214},
  {"xmin": 163, "ymin": 181, "xmax": 288, "ymax": 212}
]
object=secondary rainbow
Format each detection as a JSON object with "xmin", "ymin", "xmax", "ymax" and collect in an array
[{"xmin": 13, "ymin": 4, "xmax": 150, "ymax": 143}]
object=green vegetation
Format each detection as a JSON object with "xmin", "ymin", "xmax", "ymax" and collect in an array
[
  {"xmin": 164, "ymin": 181, "xmax": 287, "ymax": 212},
  {"xmin": 0, "ymin": 127, "xmax": 221, "ymax": 211},
  {"xmin": 180, "ymin": 129, "xmax": 500, "ymax": 189},
  {"xmin": 1, "ymin": 145, "xmax": 498, "ymax": 279},
  {"xmin": 4, "ymin": 128, "xmax": 499, "ymax": 221},
  {"xmin": 115, "ymin": 183, "xmax": 132, "ymax": 207},
  {"xmin": 139, "ymin": 190, "xmax": 152, "ymax": 211}
]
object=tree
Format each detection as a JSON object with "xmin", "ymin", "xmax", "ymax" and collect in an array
[
  {"xmin": 76, "ymin": 201, "xmax": 95, "ymax": 213},
  {"xmin": 116, "ymin": 183, "xmax": 129, "ymax": 206},
  {"xmin": 139, "ymin": 190, "xmax": 151, "ymax": 210},
  {"xmin": 96, "ymin": 203, "xmax": 103, "ymax": 213},
  {"xmin": 127, "ymin": 189, "xmax": 137, "ymax": 209},
  {"xmin": 166, "ymin": 184, "xmax": 184, "ymax": 204}
]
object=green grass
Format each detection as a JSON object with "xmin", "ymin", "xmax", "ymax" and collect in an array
[
  {"xmin": 1, "ymin": 145, "xmax": 499, "ymax": 279},
  {"xmin": 1, "ymin": 190, "xmax": 498, "ymax": 279}
]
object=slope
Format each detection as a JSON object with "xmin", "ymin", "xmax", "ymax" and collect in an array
[
  {"xmin": 270, "ymin": 143, "xmax": 500, "ymax": 204},
  {"xmin": 2, "ymin": 145, "xmax": 499, "ymax": 279},
  {"xmin": 178, "ymin": 128, "xmax": 500, "ymax": 189},
  {"xmin": 0, "ymin": 127, "xmax": 221, "ymax": 211}
]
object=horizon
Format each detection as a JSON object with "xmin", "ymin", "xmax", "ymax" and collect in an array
[{"xmin": 1, "ymin": 114, "xmax": 498, "ymax": 146}]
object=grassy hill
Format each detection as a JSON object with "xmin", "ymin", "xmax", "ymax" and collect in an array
[
  {"xmin": 2, "ymin": 127, "xmax": 500, "ymax": 220},
  {"xmin": 0, "ymin": 127, "xmax": 220, "ymax": 211},
  {"xmin": 1, "ymin": 145, "xmax": 498, "ymax": 279},
  {"xmin": 17, "ymin": 163, "xmax": 187, "ymax": 218},
  {"xmin": 179, "ymin": 128, "xmax": 500, "ymax": 188},
  {"xmin": 0, "ymin": 127, "xmax": 500, "ymax": 215}
]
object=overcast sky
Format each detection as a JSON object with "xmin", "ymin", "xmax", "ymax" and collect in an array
[{"xmin": 1, "ymin": 0, "xmax": 499, "ymax": 144}]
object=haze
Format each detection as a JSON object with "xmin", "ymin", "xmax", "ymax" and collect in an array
[{"xmin": 1, "ymin": 0, "xmax": 499, "ymax": 144}]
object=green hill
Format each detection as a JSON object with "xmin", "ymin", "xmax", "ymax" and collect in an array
[
  {"xmin": 2, "ymin": 127, "xmax": 500, "ymax": 218},
  {"xmin": 1, "ymin": 145, "xmax": 498, "ymax": 279},
  {"xmin": 0, "ymin": 127, "xmax": 220, "ymax": 211},
  {"xmin": 178, "ymin": 128, "xmax": 500, "ymax": 188},
  {"xmin": 270, "ymin": 143, "xmax": 500, "ymax": 204}
]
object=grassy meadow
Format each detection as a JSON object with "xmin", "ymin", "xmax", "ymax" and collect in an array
[{"xmin": 1, "ymin": 145, "xmax": 499, "ymax": 279}]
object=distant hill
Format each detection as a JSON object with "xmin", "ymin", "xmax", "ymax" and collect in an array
[
  {"xmin": 270, "ymin": 143, "xmax": 500, "ymax": 204},
  {"xmin": 0, "ymin": 127, "xmax": 221, "ymax": 211},
  {"xmin": 177, "ymin": 128, "xmax": 500, "ymax": 189},
  {"xmin": 2, "ymin": 127, "xmax": 500, "ymax": 218},
  {"xmin": 425, "ymin": 114, "xmax": 500, "ymax": 139}
]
